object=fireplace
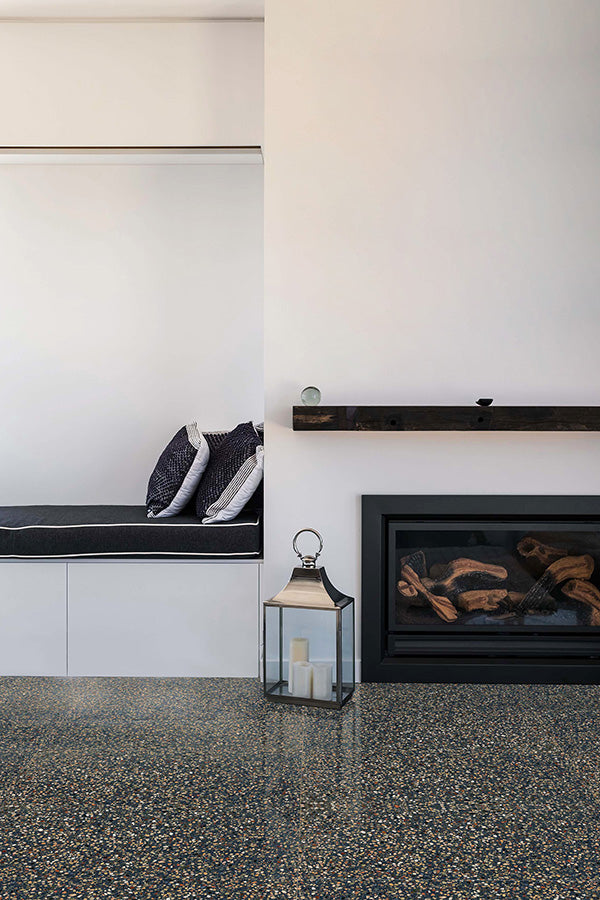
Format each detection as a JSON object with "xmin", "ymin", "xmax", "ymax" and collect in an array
[{"xmin": 361, "ymin": 496, "xmax": 600, "ymax": 683}]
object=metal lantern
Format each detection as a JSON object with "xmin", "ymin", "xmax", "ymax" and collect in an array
[{"xmin": 263, "ymin": 529, "xmax": 355, "ymax": 709}]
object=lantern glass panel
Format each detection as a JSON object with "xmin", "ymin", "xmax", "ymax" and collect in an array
[
  {"xmin": 264, "ymin": 604, "xmax": 282, "ymax": 692},
  {"xmin": 341, "ymin": 601, "xmax": 355, "ymax": 696},
  {"xmin": 282, "ymin": 607, "xmax": 337, "ymax": 692}
]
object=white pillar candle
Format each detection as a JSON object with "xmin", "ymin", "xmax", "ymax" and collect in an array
[
  {"xmin": 288, "ymin": 637, "xmax": 309, "ymax": 693},
  {"xmin": 312, "ymin": 663, "xmax": 333, "ymax": 701},
  {"xmin": 291, "ymin": 661, "xmax": 313, "ymax": 699}
]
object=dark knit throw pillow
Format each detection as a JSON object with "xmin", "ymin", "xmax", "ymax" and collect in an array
[
  {"xmin": 146, "ymin": 423, "xmax": 210, "ymax": 518},
  {"xmin": 195, "ymin": 422, "xmax": 264, "ymax": 524},
  {"xmin": 204, "ymin": 430, "xmax": 229, "ymax": 456}
]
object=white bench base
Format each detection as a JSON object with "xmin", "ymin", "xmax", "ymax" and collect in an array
[{"xmin": 0, "ymin": 560, "xmax": 260, "ymax": 677}]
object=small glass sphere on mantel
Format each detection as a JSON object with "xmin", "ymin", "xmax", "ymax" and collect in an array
[{"xmin": 301, "ymin": 386, "xmax": 322, "ymax": 407}]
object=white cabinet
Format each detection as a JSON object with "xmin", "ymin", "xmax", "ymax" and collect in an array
[
  {"xmin": 0, "ymin": 560, "xmax": 260, "ymax": 677},
  {"xmin": 67, "ymin": 562, "xmax": 260, "ymax": 677},
  {"xmin": 0, "ymin": 564, "xmax": 66, "ymax": 675}
]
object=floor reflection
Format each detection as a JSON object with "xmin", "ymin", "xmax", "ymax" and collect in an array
[{"xmin": 0, "ymin": 678, "xmax": 598, "ymax": 899}]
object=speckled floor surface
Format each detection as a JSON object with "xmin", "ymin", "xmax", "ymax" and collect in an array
[{"xmin": 0, "ymin": 679, "xmax": 599, "ymax": 900}]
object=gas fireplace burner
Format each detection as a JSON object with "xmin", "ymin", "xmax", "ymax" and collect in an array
[{"xmin": 361, "ymin": 496, "xmax": 600, "ymax": 684}]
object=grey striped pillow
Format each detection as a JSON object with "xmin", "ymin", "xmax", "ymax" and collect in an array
[{"xmin": 195, "ymin": 422, "xmax": 264, "ymax": 524}]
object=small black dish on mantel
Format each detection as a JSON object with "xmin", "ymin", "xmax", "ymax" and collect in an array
[{"xmin": 476, "ymin": 398, "xmax": 494, "ymax": 407}]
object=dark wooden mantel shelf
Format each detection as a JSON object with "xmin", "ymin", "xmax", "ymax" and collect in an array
[{"xmin": 293, "ymin": 406, "xmax": 600, "ymax": 432}]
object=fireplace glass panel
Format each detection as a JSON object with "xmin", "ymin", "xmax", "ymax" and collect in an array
[{"xmin": 389, "ymin": 524, "xmax": 600, "ymax": 630}]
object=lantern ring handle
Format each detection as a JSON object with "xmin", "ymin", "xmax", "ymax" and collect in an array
[{"xmin": 293, "ymin": 528, "xmax": 323, "ymax": 566}]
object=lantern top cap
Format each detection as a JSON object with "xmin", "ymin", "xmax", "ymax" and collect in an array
[{"xmin": 267, "ymin": 529, "xmax": 354, "ymax": 610}]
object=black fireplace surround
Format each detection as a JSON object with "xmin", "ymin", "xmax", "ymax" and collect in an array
[{"xmin": 362, "ymin": 496, "xmax": 600, "ymax": 684}]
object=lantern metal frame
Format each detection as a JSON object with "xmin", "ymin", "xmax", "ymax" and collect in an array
[{"xmin": 263, "ymin": 539, "xmax": 355, "ymax": 710}]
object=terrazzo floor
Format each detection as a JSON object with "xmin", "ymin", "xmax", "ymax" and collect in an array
[{"xmin": 0, "ymin": 679, "xmax": 599, "ymax": 900}]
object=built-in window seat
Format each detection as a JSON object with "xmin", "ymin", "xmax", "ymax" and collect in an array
[
  {"xmin": 0, "ymin": 506, "xmax": 262, "ymax": 679},
  {"xmin": 0, "ymin": 505, "xmax": 261, "ymax": 559}
]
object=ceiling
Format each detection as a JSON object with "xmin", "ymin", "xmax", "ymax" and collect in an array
[{"xmin": 0, "ymin": 0, "xmax": 263, "ymax": 17}]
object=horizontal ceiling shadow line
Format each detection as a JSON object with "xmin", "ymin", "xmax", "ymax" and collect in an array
[
  {"xmin": 0, "ymin": 145, "xmax": 262, "ymax": 150},
  {"xmin": 0, "ymin": 17, "xmax": 265, "ymax": 23},
  {"xmin": 0, "ymin": 147, "xmax": 264, "ymax": 165}
]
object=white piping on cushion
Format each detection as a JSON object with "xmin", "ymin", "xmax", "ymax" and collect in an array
[
  {"xmin": 0, "ymin": 517, "xmax": 259, "ymax": 530},
  {"xmin": 0, "ymin": 550, "xmax": 260, "ymax": 558}
]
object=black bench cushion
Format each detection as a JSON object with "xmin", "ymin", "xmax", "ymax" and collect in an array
[{"xmin": 0, "ymin": 506, "xmax": 261, "ymax": 559}]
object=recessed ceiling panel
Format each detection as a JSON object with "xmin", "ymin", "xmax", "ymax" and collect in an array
[{"xmin": 0, "ymin": 0, "xmax": 263, "ymax": 17}]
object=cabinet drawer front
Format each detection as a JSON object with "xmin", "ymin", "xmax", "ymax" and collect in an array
[
  {"xmin": 68, "ymin": 563, "xmax": 259, "ymax": 677},
  {"xmin": 0, "ymin": 564, "xmax": 66, "ymax": 676}
]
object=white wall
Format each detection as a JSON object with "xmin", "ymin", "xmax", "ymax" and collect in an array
[
  {"xmin": 263, "ymin": 1, "xmax": 600, "ymax": 655},
  {"xmin": 0, "ymin": 21, "xmax": 263, "ymax": 146},
  {"xmin": 0, "ymin": 158, "xmax": 263, "ymax": 503}
]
